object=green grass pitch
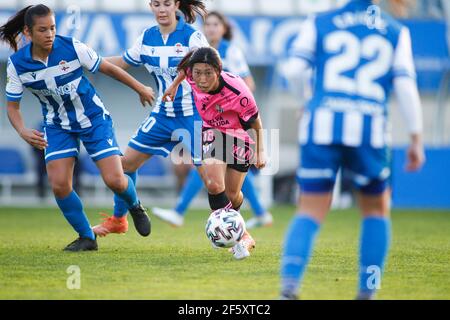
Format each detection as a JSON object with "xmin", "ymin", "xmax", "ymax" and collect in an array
[{"xmin": 0, "ymin": 206, "xmax": 448, "ymax": 299}]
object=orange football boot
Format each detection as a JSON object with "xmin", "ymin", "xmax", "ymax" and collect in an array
[{"xmin": 93, "ymin": 213, "xmax": 128, "ymax": 237}]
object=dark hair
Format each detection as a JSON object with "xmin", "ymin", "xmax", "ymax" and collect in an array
[
  {"xmin": 177, "ymin": 0, "xmax": 207, "ymax": 24},
  {"xmin": 0, "ymin": 4, "xmax": 53, "ymax": 51},
  {"xmin": 178, "ymin": 47, "xmax": 222, "ymax": 73},
  {"xmin": 206, "ymin": 11, "xmax": 232, "ymax": 41}
]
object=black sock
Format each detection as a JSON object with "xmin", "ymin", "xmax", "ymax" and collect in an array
[{"xmin": 208, "ymin": 191, "xmax": 232, "ymax": 211}]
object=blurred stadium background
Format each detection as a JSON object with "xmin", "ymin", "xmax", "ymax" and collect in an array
[{"xmin": 0, "ymin": 0, "xmax": 449, "ymax": 210}]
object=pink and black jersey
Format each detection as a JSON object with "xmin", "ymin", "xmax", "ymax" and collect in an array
[{"xmin": 186, "ymin": 71, "xmax": 259, "ymax": 143}]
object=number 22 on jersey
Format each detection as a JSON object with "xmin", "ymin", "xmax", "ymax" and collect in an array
[{"xmin": 323, "ymin": 30, "xmax": 393, "ymax": 102}]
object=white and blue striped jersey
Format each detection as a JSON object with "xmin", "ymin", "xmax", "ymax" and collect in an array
[
  {"xmin": 291, "ymin": 0, "xmax": 417, "ymax": 148},
  {"xmin": 217, "ymin": 39, "xmax": 251, "ymax": 78},
  {"xmin": 6, "ymin": 35, "xmax": 108, "ymax": 131},
  {"xmin": 123, "ymin": 16, "xmax": 209, "ymax": 117}
]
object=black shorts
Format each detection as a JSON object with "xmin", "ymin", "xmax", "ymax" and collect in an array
[{"xmin": 202, "ymin": 127, "xmax": 255, "ymax": 173}]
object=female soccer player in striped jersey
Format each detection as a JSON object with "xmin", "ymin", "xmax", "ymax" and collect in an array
[
  {"xmin": 92, "ymin": 0, "xmax": 210, "ymax": 237},
  {"xmin": 164, "ymin": 47, "xmax": 266, "ymax": 259},
  {"xmin": 153, "ymin": 11, "xmax": 272, "ymax": 229},
  {"xmin": 1, "ymin": 5, "xmax": 154, "ymax": 251},
  {"xmin": 279, "ymin": 0, "xmax": 425, "ymax": 299}
]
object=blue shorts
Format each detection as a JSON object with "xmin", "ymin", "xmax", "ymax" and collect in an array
[
  {"xmin": 297, "ymin": 143, "xmax": 390, "ymax": 195},
  {"xmin": 44, "ymin": 115, "xmax": 121, "ymax": 163},
  {"xmin": 128, "ymin": 112, "xmax": 202, "ymax": 164}
]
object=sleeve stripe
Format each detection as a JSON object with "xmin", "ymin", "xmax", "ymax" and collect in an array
[
  {"xmin": 89, "ymin": 57, "xmax": 102, "ymax": 73},
  {"xmin": 6, "ymin": 91, "xmax": 23, "ymax": 98},
  {"xmin": 393, "ymin": 69, "xmax": 416, "ymax": 79},
  {"xmin": 124, "ymin": 51, "xmax": 142, "ymax": 66}
]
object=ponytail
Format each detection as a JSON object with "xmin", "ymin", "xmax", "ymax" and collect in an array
[
  {"xmin": 177, "ymin": 0, "xmax": 207, "ymax": 24},
  {"xmin": 0, "ymin": 6, "xmax": 31, "ymax": 51},
  {"xmin": 0, "ymin": 4, "xmax": 53, "ymax": 51}
]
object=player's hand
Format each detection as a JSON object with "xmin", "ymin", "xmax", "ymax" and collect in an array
[
  {"xmin": 255, "ymin": 150, "xmax": 266, "ymax": 169},
  {"xmin": 20, "ymin": 128, "xmax": 47, "ymax": 150},
  {"xmin": 138, "ymin": 86, "xmax": 155, "ymax": 107},
  {"xmin": 406, "ymin": 141, "xmax": 425, "ymax": 172},
  {"xmin": 162, "ymin": 84, "xmax": 178, "ymax": 103}
]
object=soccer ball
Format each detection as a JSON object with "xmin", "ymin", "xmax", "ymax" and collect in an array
[{"xmin": 205, "ymin": 209, "xmax": 246, "ymax": 248}]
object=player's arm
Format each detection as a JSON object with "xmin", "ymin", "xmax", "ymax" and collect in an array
[
  {"xmin": 73, "ymin": 38, "xmax": 154, "ymax": 106},
  {"xmin": 4, "ymin": 59, "xmax": 45, "ymax": 149},
  {"xmin": 392, "ymin": 27, "xmax": 425, "ymax": 171},
  {"xmin": 238, "ymin": 89, "xmax": 266, "ymax": 169},
  {"xmin": 7, "ymin": 101, "xmax": 47, "ymax": 150},
  {"xmin": 162, "ymin": 32, "xmax": 209, "ymax": 102},
  {"xmin": 394, "ymin": 76, "xmax": 424, "ymax": 171},
  {"xmin": 248, "ymin": 114, "xmax": 266, "ymax": 169},
  {"xmin": 163, "ymin": 69, "xmax": 186, "ymax": 102},
  {"xmin": 98, "ymin": 60, "xmax": 155, "ymax": 107},
  {"xmin": 162, "ymin": 46, "xmax": 201, "ymax": 102},
  {"xmin": 104, "ymin": 56, "xmax": 130, "ymax": 70},
  {"xmin": 280, "ymin": 17, "xmax": 316, "ymax": 104},
  {"xmin": 106, "ymin": 31, "xmax": 146, "ymax": 70},
  {"xmin": 162, "ymin": 30, "xmax": 210, "ymax": 102}
]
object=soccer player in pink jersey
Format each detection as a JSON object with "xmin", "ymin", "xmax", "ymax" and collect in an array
[{"xmin": 163, "ymin": 47, "xmax": 266, "ymax": 259}]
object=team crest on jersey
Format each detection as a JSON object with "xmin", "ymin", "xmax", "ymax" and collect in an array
[
  {"xmin": 174, "ymin": 43, "xmax": 184, "ymax": 55},
  {"xmin": 215, "ymin": 104, "xmax": 224, "ymax": 113},
  {"xmin": 59, "ymin": 60, "xmax": 70, "ymax": 72}
]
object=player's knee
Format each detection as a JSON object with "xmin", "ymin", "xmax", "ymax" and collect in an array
[
  {"xmin": 104, "ymin": 174, "xmax": 127, "ymax": 193},
  {"xmin": 121, "ymin": 157, "xmax": 139, "ymax": 173},
  {"xmin": 204, "ymin": 179, "xmax": 225, "ymax": 195},
  {"xmin": 51, "ymin": 182, "xmax": 72, "ymax": 198},
  {"xmin": 121, "ymin": 161, "xmax": 135, "ymax": 173},
  {"xmin": 358, "ymin": 180, "xmax": 390, "ymax": 217}
]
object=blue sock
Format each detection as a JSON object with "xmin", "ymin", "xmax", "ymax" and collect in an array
[
  {"xmin": 174, "ymin": 169, "xmax": 203, "ymax": 216},
  {"xmin": 127, "ymin": 171, "xmax": 137, "ymax": 185},
  {"xmin": 114, "ymin": 172, "xmax": 138, "ymax": 218},
  {"xmin": 280, "ymin": 215, "xmax": 320, "ymax": 295},
  {"xmin": 241, "ymin": 172, "xmax": 266, "ymax": 216},
  {"xmin": 56, "ymin": 190, "xmax": 95, "ymax": 240},
  {"xmin": 359, "ymin": 217, "xmax": 391, "ymax": 296}
]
